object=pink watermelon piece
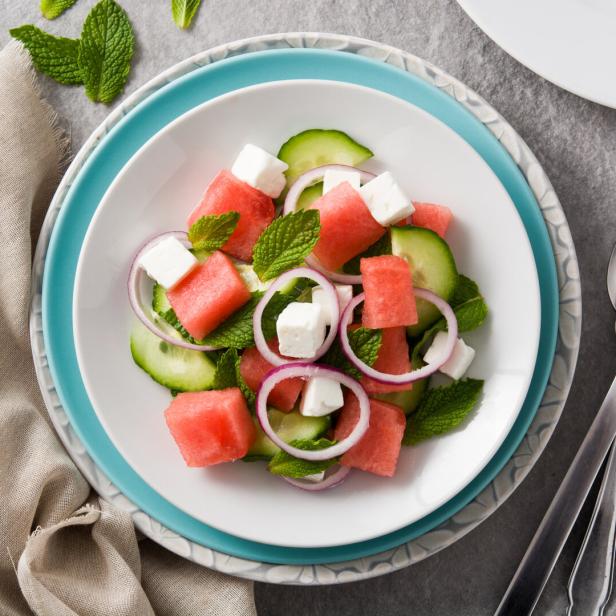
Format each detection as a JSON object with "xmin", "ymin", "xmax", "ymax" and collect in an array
[
  {"xmin": 239, "ymin": 342, "xmax": 303, "ymax": 412},
  {"xmin": 167, "ymin": 250, "xmax": 250, "ymax": 340},
  {"xmin": 335, "ymin": 395, "xmax": 406, "ymax": 477},
  {"xmin": 309, "ymin": 182, "xmax": 385, "ymax": 271},
  {"xmin": 360, "ymin": 255, "xmax": 418, "ymax": 329},
  {"xmin": 164, "ymin": 388, "xmax": 256, "ymax": 467},
  {"xmin": 361, "ymin": 326, "xmax": 413, "ymax": 394},
  {"xmin": 411, "ymin": 202, "xmax": 453, "ymax": 238},
  {"xmin": 187, "ymin": 170, "xmax": 275, "ymax": 262}
]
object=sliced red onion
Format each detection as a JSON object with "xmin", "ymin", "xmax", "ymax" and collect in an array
[
  {"xmin": 284, "ymin": 165, "xmax": 376, "ymax": 285},
  {"xmin": 257, "ymin": 363, "xmax": 370, "ymax": 461},
  {"xmin": 252, "ymin": 267, "xmax": 340, "ymax": 366},
  {"xmin": 281, "ymin": 465, "xmax": 351, "ymax": 491},
  {"xmin": 127, "ymin": 231, "xmax": 219, "ymax": 352},
  {"xmin": 339, "ymin": 289, "xmax": 458, "ymax": 384}
]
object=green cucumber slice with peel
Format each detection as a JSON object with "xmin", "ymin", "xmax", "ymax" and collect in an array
[{"xmin": 130, "ymin": 320, "xmax": 216, "ymax": 392}]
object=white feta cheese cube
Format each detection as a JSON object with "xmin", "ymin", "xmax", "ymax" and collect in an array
[
  {"xmin": 424, "ymin": 331, "xmax": 476, "ymax": 380},
  {"xmin": 311, "ymin": 284, "xmax": 353, "ymax": 325},
  {"xmin": 359, "ymin": 171, "xmax": 414, "ymax": 226},
  {"xmin": 303, "ymin": 472, "xmax": 326, "ymax": 483},
  {"xmin": 276, "ymin": 302, "xmax": 326, "ymax": 358},
  {"xmin": 323, "ymin": 168, "xmax": 361, "ymax": 194},
  {"xmin": 138, "ymin": 236, "xmax": 197, "ymax": 289},
  {"xmin": 231, "ymin": 144, "xmax": 289, "ymax": 198},
  {"xmin": 300, "ymin": 376, "xmax": 344, "ymax": 417}
]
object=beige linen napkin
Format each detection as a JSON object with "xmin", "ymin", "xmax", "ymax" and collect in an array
[{"xmin": 0, "ymin": 40, "xmax": 256, "ymax": 616}]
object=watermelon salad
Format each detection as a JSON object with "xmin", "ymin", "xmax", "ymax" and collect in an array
[{"xmin": 128, "ymin": 129, "xmax": 488, "ymax": 489}]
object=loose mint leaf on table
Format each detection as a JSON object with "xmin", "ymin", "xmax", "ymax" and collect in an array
[
  {"xmin": 188, "ymin": 212, "xmax": 239, "ymax": 253},
  {"xmin": 322, "ymin": 327, "xmax": 382, "ymax": 379},
  {"xmin": 41, "ymin": 0, "xmax": 79, "ymax": 19},
  {"xmin": 252, "ymin": 210, "xmax": 321, "ymax": 281},
  {"xmin": 213, "ymin": 348, "xmax": 239, "ymax": 390},
  {"xmin": 78, "ymin": 0, "xmax": 134, "ymax": 104},
  {"xmin": 342, "ymin": 232, "xmax": 392, "ymax": 275},
  {"xmin": 268, "ymin": 439, "xmax": 339, "ymax": 478},
  {"xmin": 10, "ymin": 25, "xmax": 82, "ymax": 85},
  {"xmin": 403, "ymin": 378, "xmax": 484, "ymax": 445},
  {"xmin": 171, "ymin": 0, "xmax": 203, "ymax": 29}
]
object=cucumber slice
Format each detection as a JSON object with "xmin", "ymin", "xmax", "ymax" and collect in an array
[
  {"xmin": 277, "ymin": 129, "xmax": 373, "ymax": 194},
  {"xmin": 297, "ymin": 182, "xmax": 323, "ymax": 210},
  {"xmin": 152, "ymin": 283, "xmax": 171, "ymax": 314},
  {"xmin": 245, "ymin": 409, "xmax": 331, "ymax": 460},
  {"xmin": 130, "ymin": 320, "xmax": 215, "ymax": 392},
  {"xmin": 390, "ymin": 226, "xmax": 458, "ymax": 337},
  {"xmin": 375, "ymin": 372, "xmax": 429, "ymax": 418}
]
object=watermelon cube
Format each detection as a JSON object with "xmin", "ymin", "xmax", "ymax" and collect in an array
[
  {"xmin": 361, "ymin": 327, "xmax": 413, "ymax": 394},
  {"xmin": 411, "ymin": 203, "xmax": 453, "ymax": 238},
  {"xmin": 239, "ymin": 342, "xmax": 303, "ymax": 412},
  {"xmin": 187, "ymin": 170, "xmax": 275, "ymax": 262},
  {"xmin": 167, "ymin": 250, "xmax": 250, "ymax": 340},
  {"xmin": 335, "ymin": 395, "xmax": 406, "ymax": 477},
  {"xmin": 165, "ymin": 388, "xmax": 256, "ymax": 467},
  {"xmin": 360, "ymin": 255, "xmax": 418, "ymax": 329},
  {"xmin": 309, "ymin": 182, "xmax": 385, "ymax": 271}
]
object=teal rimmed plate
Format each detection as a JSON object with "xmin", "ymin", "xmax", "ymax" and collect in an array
[{"xmin": 31, "ymin": 34, "xmax": 580, "ymax": 583}]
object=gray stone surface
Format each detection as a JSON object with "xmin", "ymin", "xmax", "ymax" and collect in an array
[{"xmin": 1, "ymin": 0, "xmax": 615, "ymax": 614}]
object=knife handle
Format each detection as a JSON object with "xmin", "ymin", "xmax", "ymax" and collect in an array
[
  {"xmin": 567, "ymin": 441, "xmax": 616, "ymax": 615},
  {"xmin": 495, "ymin": 376, "xmax": 616, "ymax": 616}
]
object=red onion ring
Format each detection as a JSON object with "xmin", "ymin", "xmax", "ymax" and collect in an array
[
  {"xmin": 281, "ymin": 465, "xmax": 351, "ymax": 491},
  {"xmin": 339, "ymin": 289, "xmax": 458, "ymax": 384},
  {"xmin": 127, "ymin": 231, "xmax": 219, "ymax": 352},
  {"xmin": 284, "ymin": 165, "xmax": 376, "ymax": 285},
  {"xmin": 256, "ymin": 363, "xmax": 370, "ymax": 461},
  {"xmin": 252, "ymin": 267, "xmax": 340, "ymax": 366}
]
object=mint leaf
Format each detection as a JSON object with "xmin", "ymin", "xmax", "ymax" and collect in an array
[
  {"xmin": 322, "ymin": 327, "xmax": 382, "ymax": 379},
  {"xmin": 188, "ymin": 212, "xmax": 239, "ymax": 253},
  {"xmin": 171, "ymin": 0, "xmax": 203, "ymax": 29},
  {"xmin": 41, "ymin": 0, "xmax": 79, "ymax": 19},
  {"xmin": 450, "ymin": 274, "xmax": 480, "ymax": 306},
  {"xmin": 78, "ymin": 0, "xmax": 134, "ymax": 104},
  {"xmin": 403, "ymin": 379, "xmax": 484, "ymax": 445},
  {"xmin": 342, "ymin": 232, "xmax": 391, "ymax": 275},
  {"xmin": 252, "ymin": 210, "xmax": 321, "ymax": 281},
  {"xmin": 412, "ymin": 275, "xmax": 488, "ymax": 362},
  {"xmin": 213, "ymin": 348, "xmax": 239, "ymax": 389},
  {"xmin": 10, "ymin": 25, "xmax": 82, "ymax": 85},
  {"xmin": 201, "ymin": 291, "xmax": 294, "ymax": 349},
  {"xmin": 268, "ymin": 439, "xmax": 339, "ymax": 478}
]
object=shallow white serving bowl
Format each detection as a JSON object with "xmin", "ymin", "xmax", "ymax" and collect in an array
[{"xmin": 73, "ymin": 79, "xmax": 540, "ymax": 549}]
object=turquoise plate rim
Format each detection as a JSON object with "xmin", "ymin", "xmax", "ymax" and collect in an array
[{"xmin": 42, "ymin": 48, "xmax": 558, "ymax": 565}]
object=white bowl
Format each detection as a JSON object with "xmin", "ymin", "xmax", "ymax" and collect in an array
[{"xmin": 73, "ymin": 79, "xmax": 540, "ymax": 548}]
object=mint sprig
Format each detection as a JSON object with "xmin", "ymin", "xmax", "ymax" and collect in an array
[
  {"xmin": 171, "ymin": 0, "xmax": 203, "ymax": 29},
  {"xmin": 188, "ymin": 212, "xmax": 239, "ymax": 253},
  {"xmin": 213, "ymin": 348, "xmax": 239, "ymax": 390},
  {"xmin": 322, "ymin": 327, "xmax": 382, "ymax": 379},
  {"xmin": 79, "ymin": 0, "xmax": 134, "ymax": 104},
  {"xmin": 11, "ymin": 0, "xmax": 134, "ymax": 104},
  {"xmin": 41, "ymin": 0, "xmax": 79, "ymax": 19},
  {"xmin": 412, "ymin": 274, "xmax": 488, "ymax": 362},
  {"xmin": 252, "ymin": 210, "xmax": 321, "ymax": 281},
  {"xmin": 403, "ymin": 379, "xmax": 484, "ymax": 445},
  {"xmin": 268, "ymin": 439, "xmax": 339, "ymax": 478},
  {"xmin": 10, "ymin": 26, "xmax": 82, "ymax": 85}
]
